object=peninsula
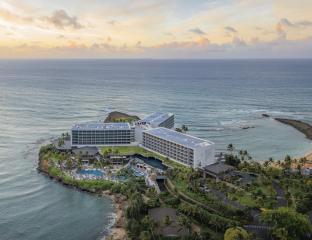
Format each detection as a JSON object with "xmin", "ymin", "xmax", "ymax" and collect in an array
[
  {"xmin": 104, "ymin": 111, "xmax": 140, "ymax": 123},
  {"xmin": 38, "ymin": 111, "xmax": 312, "ymax": 240},
  {"xmin": 275, "ymin": 118, "xmax": 312, "ymax": 140}
]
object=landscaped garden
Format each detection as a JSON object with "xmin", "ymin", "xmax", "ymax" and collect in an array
[{"xmin": 39, "ymin": 141, "xmax": 312, "ymax": 240}]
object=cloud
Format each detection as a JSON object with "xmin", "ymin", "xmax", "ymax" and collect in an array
[
  {"xmin": 224, "ymin": 26, "xmax": 237, "ymax": 33},
  {"xmin": 297, "ymin": 20, "xmax": 312, "ymax": 27},
  {"xmin": 279, "ymin": 18, "xmax": 294, "ymax": 27},
  {"xmin": 155, "ymin": 37, "xmax": 210, "ymax": 49},
  {"xmin": 279, "ymin": 18, "xmax": 312, "ymax": 28},
  {"xmin": 232, "ymin": 37, "xmax": 247, "ymax": 47},
  {"xmin": 107, "ymin": 20, "xmax": 117, "ymax": 25},
  {"xmin": 0, "ymin": 8, "xmax": 33, "ymax": 24},
  {"xmin": 189, "ymin": 27, "xmax": 206, "ymax": 35},
  {"xmin": 276, "ymin": 21, "xmax": 286, "ymax": 40},
  {"xmin": 2, "ymin": 35, "xmax": 312, "ymax": 59},
  {"xmin": 43, "ymin": 10, "xmax": 84, "ymax": 29}
]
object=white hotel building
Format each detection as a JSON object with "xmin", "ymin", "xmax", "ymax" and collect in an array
[
  {"xmin": 71, "ymin": 112, "xmax": 216, "ymax": 168},
  {"xmin": 71, "ymin": 122, "xmax": 135, "ymax": 146},
  {"xmin": 142, "ymin": 127, "xmax": 215, "ymax": 168}
]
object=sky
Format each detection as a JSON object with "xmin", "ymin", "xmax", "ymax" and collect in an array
[{"xmin": 0, "ymin": 0, "xmax": 312, "ymax": 58}]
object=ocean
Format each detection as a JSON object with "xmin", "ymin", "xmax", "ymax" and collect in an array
[{"xmin": 0, "ymin": 59, "xmax": 311, "ymax": 239}]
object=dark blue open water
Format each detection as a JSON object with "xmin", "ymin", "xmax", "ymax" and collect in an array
[{"xmin": 0, "ymin": 59, "xmax": 311, "ymax": 239}]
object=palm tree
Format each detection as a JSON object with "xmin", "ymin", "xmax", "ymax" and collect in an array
[
  {"xmin": 177, "ymin": 215, "xmax": 192, "ymax": 235},
  {"xmin": 175, "ymin": 128, "xmax": 182, "ymax": 133},
  {"xmin": 142, "ymin": 216, "xmax": 157, "ymax": 240},
  {"xmin": 77, "ymin": 158, "xmax": 82, "ymax": 171},
  {"xmin": 66, "ymin": 159, "xmax": 73, "ymax": 170},
  {"xmin": 227, "ymin": 144, "xmax": 234, "ymax": 153},
  {"xmin": 181, "ymin": 125, "xmax": 188, "ymax": 132}
]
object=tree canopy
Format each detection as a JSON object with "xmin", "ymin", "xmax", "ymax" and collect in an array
[
  {"xmin": 261, "ymin": 207, "xmax": 312, "ymax": 240},
  {"xmin": 224, "ymin": 227, "xmax": 251, "ymax": 240}
]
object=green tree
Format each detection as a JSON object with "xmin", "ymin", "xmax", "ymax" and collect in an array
[
  {"xmin": 225, "ymin": 154, "xmax": 240, "ymax": 167},
  {"xmin": 139, "ymin": 231, "xmax": 152, "ymax": 240},
  {"xmin": 127, "ymin": 219, "xmax": 141, "ymax": 239},
  {"xmin": 227, "ymin": 144, "xmax": 234, "ymax": 153},
  {"xmin": 126, "ymin": 192, "xmax": 146, "ymax": 219},
  {"xmin": 164, "ymin": 215, "xmax": 171, "ymax": 225},
  {"xmin": 284, "ymin": 155, "xmax": 292, "ymax": 170},
  {"xmin": 58, "ymin": 138, "xmax": 64, "ymax": 147},
  {"xmin": 181, "ymin": 124, "xmax": 188, "ymax": 132},
  {"xmin": 261, "ymin": 207, "xmax": 312, "ymax": 240},
  {"xmin": 66, "ymin": 158, "xmax": 73, "ymax": 169},
  {"xmin": 175, "ymin": 128, "xmax": 183, "ymax": 133},
  {"xmin": 178, "ymin": 215, "xmax": 192, "ymax": 235},
  {"xmin": 224, "ymin": 227, "xmax": 250, "ymax": 240},
  {"xmin": 141, "ymin": 215, "xmax": 157, "ymax": 240}
]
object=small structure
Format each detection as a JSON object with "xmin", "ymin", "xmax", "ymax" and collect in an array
[
  {"xmin": 72, "ymin": 147, "xmax": 100, "ymax": 164},
  {"xmin": 301, "ymin": 166, "xmax": 312, "ymax": 176},
  {"xmin": 107, "ymin": 155, "xmax": 128, "ymax": 165},
  {"xmin": 148, "ymin": 208, "xmax": 188, "ymax": 237},
  {"xmin": 202, "ymin": 162, "xmax": 235, "ymax": 179},
  {"xmin": 53, "ymin": 139, "xmax": 72, "ymax": 152}
]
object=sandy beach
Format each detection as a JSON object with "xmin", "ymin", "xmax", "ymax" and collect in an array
[{"xmin": 304, "ymin": 149, "xmax": 312, "ymax": 161}]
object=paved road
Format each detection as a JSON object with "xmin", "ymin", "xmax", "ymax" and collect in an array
[{"xmin": 272, "ymin": 180, "xmax": 287, "ymax": 208}]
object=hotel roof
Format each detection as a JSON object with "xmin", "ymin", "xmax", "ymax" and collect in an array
[
  {"xmin": 144, "ymin": 127, "xmax": 214, "ymax": 149},
  {"xmin": 72, "ymin": 122, "xmax": 131, "ymax": 131},
  {"xmin": 139, "ymin": 112, "xmax": 173, "ymax": 126}
]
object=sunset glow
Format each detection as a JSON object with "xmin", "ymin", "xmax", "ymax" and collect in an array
[{"xmin": 1, "ymin": 0, "xmax": 312, "ymax": 58}]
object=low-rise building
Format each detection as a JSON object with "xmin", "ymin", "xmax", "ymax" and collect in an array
[
  {"xmin": 72, "ymin": 146, "xmax": 100, "ymax": 158},
  {"xmin": 142, "ymin": 127, "xmax": 215, "ymax": 168},
  {"xmin": 203, "ymin": 162, "xmax": 235, "ymax": 179}
]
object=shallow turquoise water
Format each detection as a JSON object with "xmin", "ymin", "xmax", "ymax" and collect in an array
[{"xmin": 0, "ymin": 59, "xmax": 311, "ymax": 239}]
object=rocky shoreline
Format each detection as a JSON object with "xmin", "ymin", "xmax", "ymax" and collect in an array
[
  {"xmin": 37, "ymin": 158, "xmax": 127, "ymax": 240},
  {"xmin": 275, "ymin": 118, "xmax": 312, "ymax": 140}
]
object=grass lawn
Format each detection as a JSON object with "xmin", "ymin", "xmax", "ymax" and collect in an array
[
  {"xmin": 228, "ymin": 192, "xmax": 257, "ymax": 208},
  {"xmin": 101, "ymin": 146, "xmax": 167, "ymax": 160},
  {"xmin": 173, "ymin": 179, "xmax": 218, "ymax": 205},
  {"xmin": 227, "ymin": 181, "xmax": 277, "ymax": 209}
]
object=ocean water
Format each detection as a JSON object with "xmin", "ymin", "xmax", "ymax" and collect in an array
[{"xmin": 0, "ymin": 59, "xmax": 311, "ymax": 239}]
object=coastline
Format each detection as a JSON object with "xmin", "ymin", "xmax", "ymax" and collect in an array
[
  {"xmin": 304, "ymin": 149, "xmax": 312, "ymax": 161},
  {"xmin": 104, "ymin": 192, "xmax": 127, "ymax": 240},
  {"xmin": 37, "ymin": 158, "xmax": 127, "ymax": 240},
  {"xmin": 275, "ymin": 118, "xmax": 312, "ymax": 140},
  {"xmin": 37, "ymin": 115, "xmax": 312, "ymax": 240}
]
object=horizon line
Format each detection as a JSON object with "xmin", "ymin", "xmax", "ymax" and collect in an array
[{"xmin": 1, "ymin": 58, "xmax": 312, "ymax": 61}]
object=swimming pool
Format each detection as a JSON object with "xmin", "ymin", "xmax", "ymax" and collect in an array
[
  {"xmin": 131, "ymin": 168, "xmax": 145, "ymax": 177},
  {"xmin": 78, "ymin": 169, "xmax": 103, "ymax": 177},
  {"xmin": 133, "ymin": 155, "xmax": 167, "ymax": 170}
]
